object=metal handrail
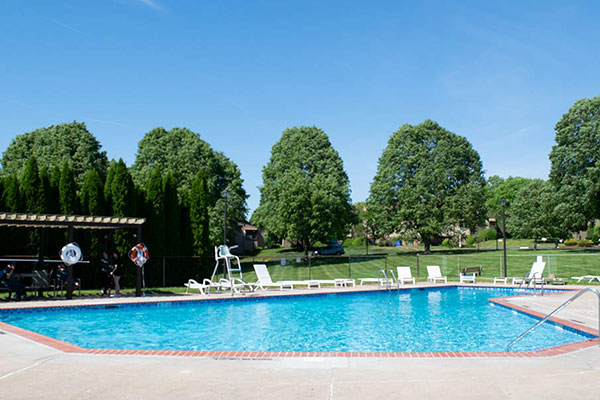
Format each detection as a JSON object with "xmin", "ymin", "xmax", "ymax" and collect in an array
[
  {"xmin": 387, "ymin": 269, "xmax": 398, "ymax": 289},
  {"xmin": 377, "ymin": 269, "xmax": 394, "ymax": 290},
  {"xmin": 507, "ymin": 287, "xmax": 600, "ymax": 351}
]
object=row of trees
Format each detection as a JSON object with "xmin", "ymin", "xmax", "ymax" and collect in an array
[
  {"xmin": 0, "ymin": 123, "xmax": 246, "ymax": 283},
  {"xmin": 252, "ymin": 95, "xmax": 600, "ymax": 253},
  {"xmin": 1, "ymin": 94, "xmax": 599, "ymax": 262}
]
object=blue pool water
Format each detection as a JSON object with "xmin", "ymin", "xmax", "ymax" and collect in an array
[{"xmin": 0, "ymin": 287, "xmax": 593, "ymax": 352}]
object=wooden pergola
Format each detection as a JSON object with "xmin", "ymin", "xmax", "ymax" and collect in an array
[{"xmin": 0, "ymin": 212, "xmax": 146, "ymax": 299}]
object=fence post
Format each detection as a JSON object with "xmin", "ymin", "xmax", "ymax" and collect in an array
[
  {"xmin": 416, "ymin": 253, "xmax": 420, "ymax": 278},
  {"xmin": 308, "ymin": 256, "xmax": 312, "ymax": 280},
  {"xmin": 348, "ymin": 255, "xmax": 351, "ymax": 279},
  {"xmin": 457, "ymin": 254, "xmax": 460, "ymax": 276},
  {"xmin": 384, "ymin": 254, "xmax": 388, "ymax": 273},
  {"xmin": 162, "ymin": 256, "xmax": 166, "ymax": 287}
]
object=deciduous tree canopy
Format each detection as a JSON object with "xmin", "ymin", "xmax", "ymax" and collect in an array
[
  {"xmin": 368, "ymin": 120, "xmax": 486, "ymax": 253},
  {"xmin": 549, "ymin": 95, "xmax": 600, "ymax": 231},
  {"xmin": 253, "ymin": 126, "xmax": 353, "ymax": 254},
  {"xmin": 131, "ymin": 127, "xmax": 247, "ymax": 244},
  {"xmin": 1, "ymin": 122, "xmax": 108, "ymax": 186}
]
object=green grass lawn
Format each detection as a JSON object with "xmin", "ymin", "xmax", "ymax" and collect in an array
[{"xmin": 236, "ymin": 245, "xmax": 600, "ymax": 285}]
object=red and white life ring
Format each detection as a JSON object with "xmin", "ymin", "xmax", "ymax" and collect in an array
[{"xmin": 129, "ymin": 243, "xmax": 149, "ymax": 267}]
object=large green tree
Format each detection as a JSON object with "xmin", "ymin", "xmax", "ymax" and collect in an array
[
  {"xmin": 253, "ymin": 126, "xmax": 353, "ymax": 254},
  {"xmin": 508, "ymin": 180, "xmax": 567, "ymax": 239},
  {"xmin": 549, "ymin": 95, "xmax": 600, "ymax": 232},
  {"xmin": 1, "ymin": 122, "xmax": 108, "ymax": 186},
  {"xmin": 368, "ymin": 120, "xmax": 486, "ymax": 253},
  {"xmin": 131, "ymin": 127, "xmax": 247, "ymax": 244}
]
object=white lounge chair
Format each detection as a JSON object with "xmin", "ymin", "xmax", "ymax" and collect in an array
[
  {"xmin": 459, "ymin": 273, "xmax": 476, "ymax": 284},
  {"xmin": 396, "ymin": 266, "xmax": 416, "ymax": 285},
  {"xmin": 511, "ymin": 261, "xmax": 545, "ymax": 285},
  {"xmin": 426, "ymin": 265, "xmax": 447, "ymax": 283},
  {"xmin": 184, "ymin": 279, "xmax": 209, "ymax": 294},
  {"xmin": 252, "ymin": 264, "xmax": 320, "ymax": 290},
  {"xmin": 218, "ymin": 278, "xmax": 256, "ymax": 293},
  {"xmin": 359, "ymin": 277, "xmax": 394, "ymax": 286},
  {"xmin": 312, "ymin": 279, "xmax": 356, "ymax": 287},
  {"xmin": 571, "ymin": 275, "xmax": 600, "ymax": 283}
]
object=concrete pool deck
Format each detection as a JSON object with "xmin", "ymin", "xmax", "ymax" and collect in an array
[{"xmin": 1, "ymin": 284, "xmax": 599, "ymax": 399}]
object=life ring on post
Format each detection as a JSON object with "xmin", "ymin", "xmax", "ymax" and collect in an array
[
  {"xmin": 60, "ymin": 243, "xmax": 82, "ymax": 266},
  {"xmin": 129, "ymin": 243, "xmax": 149, "ymax": 267}
]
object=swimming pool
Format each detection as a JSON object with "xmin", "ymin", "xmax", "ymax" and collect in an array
[{"xmin": 0, "ymin": 287, "xmax": 594, "ymax": 353}]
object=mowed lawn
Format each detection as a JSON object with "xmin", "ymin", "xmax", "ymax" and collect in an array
[{"xmin": 237, "ymin": 245, "xmax": 600, "ymax": 285}]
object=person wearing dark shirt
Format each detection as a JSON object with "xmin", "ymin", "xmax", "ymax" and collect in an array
[
  {"xmin": 110, "ymin": 251, "xmax": 123, "ymax": 297},
  {"xmin": 99, "ymin": 251, "xmax": 112, "ymax": 296},
  {"xmin": 1, "ymin": 262, "xmax": 26, "ymax": 300}
]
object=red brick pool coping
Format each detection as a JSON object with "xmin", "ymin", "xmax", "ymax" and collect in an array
[{"xmin": 0, "ymin": 286, "xmax": 598, "ymax": 359}]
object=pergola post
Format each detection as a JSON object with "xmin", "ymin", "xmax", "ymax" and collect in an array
[
  {"xmin": 136, "ymin": 226, "xmax": 142, "ymax": 297},
  {"xmin": 37, "ymin": 228, "xmax": 45, "ymax": 297},
  {"xmin": 66, "ymin": 225, "xmax": 74, "ymax": 300}
]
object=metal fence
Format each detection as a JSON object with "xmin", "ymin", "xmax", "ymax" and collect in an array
[{"xmin": 7, "ymin": 251, "xmax": 599, "ymax": 290}]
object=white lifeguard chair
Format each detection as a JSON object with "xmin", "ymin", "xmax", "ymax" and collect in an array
[{"xmin": 211, "ymin": 244, "xmax": 243, "ymax": 281}]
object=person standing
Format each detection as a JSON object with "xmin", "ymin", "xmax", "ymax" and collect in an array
[
  {"xmin": 99, "ymin": 251, "xmax": 111, "ymax": 296},
  {"xmin": 110, "ymin": 251, "xmax": 123, "ymax": 297}
]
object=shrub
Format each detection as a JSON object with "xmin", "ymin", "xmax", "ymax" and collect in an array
[
  {"xmin": 352, "ymin": 237, "xmax": 365, "ymax": 247},
  {"xmin": 342, "ymin": 238, "xmax": 354, "ymax": 247},
  {"xmin": 313, "ymin": 241, "xmax": 325, "ymax": 247},
  {"xmin": 442, "ymin": 238, "xmax": 457, "ymax": 248},
  {"xmin": 255, "ymin": 246, "xmax": 263, "ymax": 252},
  {"xmin": 476, "ymin": 230, "xmax": 487, "ymax": 242},
  {"xmin": 587, "ymin": 226, "xmax": 600, "ymax": 243},
  {"xmin": 564, "ymin": 239, "xmax": 578, "ymax": 246},
  {"xmin": 485, "ymin": 228, "xmax": 497, "ymax": 241},
  {"xmin": 377, "ymin": 240, "xmax": 385, "ymax": 247},
  {"xmin": 465, "ymin": 235, "xmax": 475, "ymax": 246},
  {"xmin": 578, "ymin": 239, "xmax": 594, "ymax": 247}
]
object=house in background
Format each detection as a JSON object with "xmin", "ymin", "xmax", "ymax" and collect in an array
[{"xmin": 233, "ymin": 222, "xmax": 265, "ymax": 253}]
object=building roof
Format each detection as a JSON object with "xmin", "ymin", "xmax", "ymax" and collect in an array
[{"xmin": 0, "ymin": 212, "xmax": 146, "ymax": 229}]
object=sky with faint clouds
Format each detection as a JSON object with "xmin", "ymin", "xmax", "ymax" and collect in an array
[{"xmin": 1, "ymin": 0, "xmax": 599, "ymax": 215}]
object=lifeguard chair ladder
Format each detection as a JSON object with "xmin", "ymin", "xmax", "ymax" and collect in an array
[{"xmin": 211, "ymin": 245, "xmax": 243, "ymax": 281}]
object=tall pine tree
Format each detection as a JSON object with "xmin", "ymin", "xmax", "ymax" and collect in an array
[
  {"xmin": 59, "ymin": 162, "xmax": 78, "ymax": 214},
  {"xmin": 163, "ymin": 172, "xmax": 180, "ymax": 255},
  {"xmin": 189, "ymin": 169, "xmax": 210, "ymax": 257}
]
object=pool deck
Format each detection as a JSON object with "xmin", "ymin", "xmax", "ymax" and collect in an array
[{"xmin": 1, "ymin": 283, "xmax": 599, "ymax": 399}]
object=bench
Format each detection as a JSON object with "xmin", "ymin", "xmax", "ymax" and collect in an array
[{"xmin": 459, "ymin": 266, "xmax": 483, "ymax": 283}]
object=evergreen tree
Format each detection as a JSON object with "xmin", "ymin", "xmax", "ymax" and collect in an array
[
  {"xmin": 59, "ymin": 162, "xmax": 78, "ymax": 214},
  {"xmin": 189, "ymin": 169, "xmax": 210, "ymax": 257},
  {"xmin": 1, "ymin": 175, "xmax": 20, "ymax": 212},
  {"xmin": 39, "ymin": 167, "xmax": 53, "ymax": 214},
  {"xmin": 145, "ymin": 168, "xmax": 166, "ymax": 257},
  {"xmin": 80, "ymin": 169, "xmax": 107, "ymax": 257},
  {"xmin": 163, "ymin": 172, "xmax": 180, "ymax": 255},
  {"xmin": 105, "ymin": 159, "xmax": 137, "ymax": 283},
  {"xmin": 47, "ymin": 165, "xmax": 61, "ymax": 214},
  {"xmin": 20, "ymin": 157, "xmax": 45, "ymax": 214}
]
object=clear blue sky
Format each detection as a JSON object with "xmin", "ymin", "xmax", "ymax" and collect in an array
[{"xmin": 1, "ymin": 0, "xmax": 599, "ymax": 216}]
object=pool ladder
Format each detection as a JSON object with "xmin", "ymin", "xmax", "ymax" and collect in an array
[
  {"xmin": 506, "ymin": 287, "xmax": 600, "ymax": 351},
  {"xmin": 377, "ymin": 269, "xmax": 397, "ymax": 290},
  {"xmin": 517, "ymin": 272, "xmax": 545, "ymax": 296}
]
